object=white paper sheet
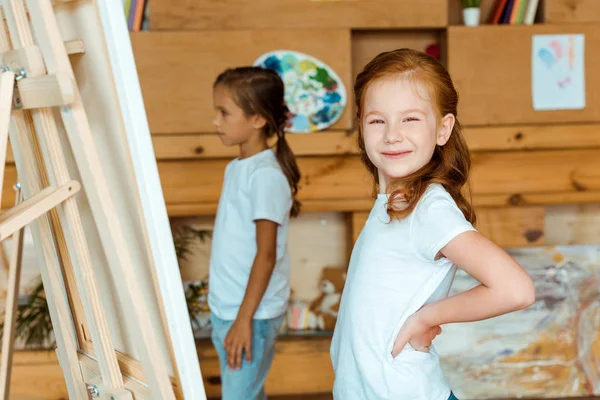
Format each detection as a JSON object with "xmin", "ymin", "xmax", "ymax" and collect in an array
[{"xmin": 532, "ymin": 34, "xmax": 585, "ymax": 111}]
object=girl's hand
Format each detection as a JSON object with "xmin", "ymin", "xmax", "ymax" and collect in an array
[
  {"xmin": 391, "ymin": 312, "xmax": 442, "ymax": 357},
  {"xmin": 224, "ymin": 318, "xmax": 252, "ymax": 370}
]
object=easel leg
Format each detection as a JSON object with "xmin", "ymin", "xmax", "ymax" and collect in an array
[
  {"xmin": 0, "ymin": 71, "xmax": 15, "ymax": 205},
  {"xmin": 5, "ymin": 0, "xmax": 127, "ymax": 393},
  {"xmin": 0, "ymin": 5, "xmax": 88, "ymax": 399},
  {"xmin": 0, "ymin": 186, "xmax": 23, "ymax": 400}
]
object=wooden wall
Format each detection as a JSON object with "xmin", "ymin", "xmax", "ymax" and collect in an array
[{"xmin": 4, "ymin": 0, "xmax": 600, "ymax": 398}]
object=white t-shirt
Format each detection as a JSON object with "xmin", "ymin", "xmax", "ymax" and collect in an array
[
  {"xmin": 208, "ymin": 149, "xmax": 292, "ymax": 320},
  {"xmin": 330, "ymin": 184, "xmax": 476, "ymax": 400}
]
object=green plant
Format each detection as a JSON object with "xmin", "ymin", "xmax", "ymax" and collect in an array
[
  {"xmin": 171, "ymin": 224, "xmax": 212, "ymax": 327},
  {"xmin": 172, "ymin": 225, "xmax": 212, "ymax": 262},
  {"xmin": 461, "ymin": 0, "xmax": 481, "ymax": 7},
  {"xmin": 0, "ymin": 279, "xmax": 54, "ymax": 349}
]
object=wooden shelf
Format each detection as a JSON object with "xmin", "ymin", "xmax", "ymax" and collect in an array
[
  {"xmin": 448, "ymin": 25, "xmax": 600, "ymax": 126},
  {"xmin": 196, "ymin": 335, "xmax": 333, "ymax": 398},
  {"xmin": 152, "ymin": 130, "xmax": 358, "ymax": 160},
  {"xmin": 148, "ymin": 0, "xmax": 448, "ymax": 30},
  {"xmin": 132, "ymin": 30, "xmax": 353, "ymax": 134},
  {"xmin": 544, "ymin": 0, "xmax": 600, "ymax": 24}
]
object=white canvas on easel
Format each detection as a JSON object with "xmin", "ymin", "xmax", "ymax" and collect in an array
[{"xmin": 0, "ymin": 0, "xmax": 206, "ymax": 398}]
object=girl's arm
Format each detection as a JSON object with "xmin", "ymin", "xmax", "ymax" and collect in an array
[
  {"xmin": 418, "ymin": 230, "xmax": 536, "ymax": 327},
  {"xmin": 237, "ymin": 219, "xmax": 278, "ymax": 321},
  {"xmin": 224, "ymin": 219, "xmax": 278, "ymax": 370},
  {"xmin": 392, "ymin": 231, "xmax": 535, "ymax": 356}
]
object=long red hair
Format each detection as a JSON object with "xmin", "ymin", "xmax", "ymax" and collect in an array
[{"xmin": 355, "ymin": 48, "xmax": 476, "ymax": 225}]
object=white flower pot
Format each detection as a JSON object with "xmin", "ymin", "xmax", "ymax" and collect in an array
[{"xmin": 463, "ymin": 7, "xmax": 481, "ymax": 27}]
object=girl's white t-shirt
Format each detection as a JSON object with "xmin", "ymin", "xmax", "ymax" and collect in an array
[
  {"xmin": 330, "ymin": 184, "xmax": 476, "ymax": 400},
  {"xmin": 208, "ymin": 149, "xmax": 292, "ymax": 320}
]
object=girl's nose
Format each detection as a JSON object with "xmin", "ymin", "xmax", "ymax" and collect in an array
[{"xmin": 384, "ymin": 125, "xmax": 404, "ymax": 144}]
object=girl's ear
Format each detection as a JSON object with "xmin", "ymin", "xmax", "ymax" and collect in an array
[
  {"xmin": 437, "ymin": 113, "xmax": 455, "ymax": 146},
  {"xmin": 252, "ymin": 114, "xmax": 267, "ymax": 130}
]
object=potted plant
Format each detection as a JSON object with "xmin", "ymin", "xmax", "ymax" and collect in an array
[{"xmin": 461, "ymin": 0, "xmax": 481, "ymax": 26}]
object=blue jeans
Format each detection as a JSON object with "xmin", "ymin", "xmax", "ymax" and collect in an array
[
  {"xmin": 449, "ymin": 392, "xmax": 459, "ymax": 400},
  {"xmin": 210, "ymin": 312, "xmax": 284, "ymax": 400}
]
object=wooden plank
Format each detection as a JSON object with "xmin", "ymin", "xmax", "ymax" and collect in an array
[
  {"xmin": 476, "ymin": 207, "xmax": 545, "ymax": 247},
  {"xmin": 152, "ymin": 131, "xmax": 358, "ymax": 160},
  {"xmin": 463, "ymin": 123, "xmax": 600, "ymax": 151},
  {"xmin": 348, "ymin": 207, "xmax": 545, "ymax": 249},
  {"xmin": 469, "ymin": 149, "xmax": 600, "ymax": 195},
  {"xmin": 448, "ymin": 25, "xmax": 600, "ymax": 126},
  {"xmin": 544, "ymin": 0, "xmax": 600, "ymax": 23},
  {"xmin": 158, "ymin": 156, "xmax": 373, "ymax": 206},
  {"xmin": 158, "ymin": 149, "xmax": 600, "ymax": 205},
  {"xmin": 474, "ymin": 191, "xmax": 600, "ymax": 208},
  {"xmin": 148, "ymin": 0, "xmax": 448, "ymax": 30},
  {"xmin": 166, "ymin": 198, "xmax": 377, "ymax": 216},
  {"xmin": 132, "ymin": 30, "xmax": 352, "ymax": 134},
  {"xmin": 152, "ymin": 123, "xmax": 600, "ymax": 161}
]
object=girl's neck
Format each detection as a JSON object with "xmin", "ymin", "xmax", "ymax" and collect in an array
[
  {"xmin": 239, "ymin": 135, "xmax": 268, "ymax": 160},
  {"xmin": 378, "ymin": 170, "xmax": 406, "ymax": 195}
]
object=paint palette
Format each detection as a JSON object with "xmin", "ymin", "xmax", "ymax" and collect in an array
[{"xmin": 254, "ymin": 50, "xmax": 347, "ymax": 133}]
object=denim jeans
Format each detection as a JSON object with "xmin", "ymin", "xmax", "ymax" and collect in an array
[{"xmin": 210, "ymin": 312, "xmax": 284, "ymax": 400}]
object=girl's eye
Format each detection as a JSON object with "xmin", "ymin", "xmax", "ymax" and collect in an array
[
  {"xmin": 221, "ymin": 110, "xmax": 228, "ymax": 117},
  {"xmin": 368, "ymin": 119, "xmax": 384, "ymax": 125},
  {"xmin": 403, "ymin": 117, "xmax": 419, "ymax": 122}
]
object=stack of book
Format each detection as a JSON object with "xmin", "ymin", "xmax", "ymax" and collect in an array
[
  {"xmin": 489, "ymin": 0, "xmax": 540, "ymax": 25},
  {"xmin": 123, "ymin": 0, "xmax": 149, "ymax": 32}
]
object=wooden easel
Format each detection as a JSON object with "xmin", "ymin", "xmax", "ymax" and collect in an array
[{"xmin": 0, "ymin": 0, "xmax": 183, "ymax": 399}]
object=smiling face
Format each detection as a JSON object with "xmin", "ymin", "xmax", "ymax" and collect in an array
[{"xmin": 361, "ymin": 75, "xmax": 455, "ymax": 192}]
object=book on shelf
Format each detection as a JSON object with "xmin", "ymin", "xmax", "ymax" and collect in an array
[
  {"xmin": 123, "ymin": 0, "xmax": 148, "ymax": 31},
  {"xmin": 489, "ymin": 0, "xmax": 539, "ymax": 25}
]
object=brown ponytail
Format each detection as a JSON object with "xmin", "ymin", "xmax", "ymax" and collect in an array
[{"xmin": 214, "ymin": 67, "xmax": 302, "ymax": 217}]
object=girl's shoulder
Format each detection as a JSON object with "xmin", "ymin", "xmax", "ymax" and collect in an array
[{"xmin": 414, "ymin": 183, "xmax": 456, "ymax": 212}]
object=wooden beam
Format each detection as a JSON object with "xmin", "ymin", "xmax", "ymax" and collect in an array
[
  {"xmin": 463, "ymin": 123, "xmax": 600, "ymax": 151},
  {"xmin": 148, "ymin": 0, "xmax": 448, "ymax": 30},
  {"xmin": 448, "ymin": 25, "xmax": 600, "ymax": 126},
  {"xmin": 476, "ymin": 207, "xmax": 545, "ymax": 248},
  {"xmin": 152, "ymin": 131, "xmax": 358, "ymax": 160},
  {"xmin": 348, "ymin": 207, "xmax": 545, "ymax": 249},
  {"xmin": 16, "ymin": 72, "xmax": 74, "ymax": 109}
]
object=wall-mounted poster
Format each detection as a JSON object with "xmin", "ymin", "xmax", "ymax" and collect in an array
[
  {"xmin": 532, "ymin": 34, "xmax": 585, "ymax": 111},
  {"xmin": 254, "ymin": 50, "xmax": 347, "ymax": 133}
]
